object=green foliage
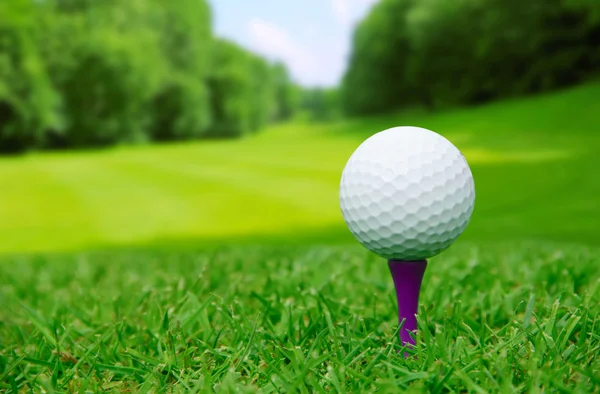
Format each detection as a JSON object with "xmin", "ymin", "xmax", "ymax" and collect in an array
[
  {"xmin": 300, "ymin": 87, "xmax": 342, "ymax": 122},
  {"xmin": 271, "ymin": 63, "xmax": 301, "ymax": 122},
  {"xmin": 0, "ymin": 0, "xmax": 61, "ymax": 153},
  {"xmin": 343, "ymin": 0, "xmax": 600, "ymax": 114},
  {"xmin": 342, "ymin": 0, "xmax": 416, "ymax": 115},
  {"xmin": 148, "ymin": 0, "xmax": 213, "ymax": 142},
  {"xmin": 207, "ymin": 39, "xmax": 282, "ymax": 138},
  {"xmin": 50, "ymin": 21, "xmax": 165, "ymax": 146},
  {"xmin": 207, "ymin": 39, "xmax": 255, "ymax": 138},
  {"xmin": 0, "ymin": 0, "xmax": 299, "ymax": 152},
  {"xmin": 248, "ymin": 54, "xmax": 277, "ymax": 132}
]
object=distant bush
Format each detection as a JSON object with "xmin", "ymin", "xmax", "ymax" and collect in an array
[
  {"xmin": 343, "ymin": 0, "xmax": 600, "ymax": 115},
  {"xmin": 300, "ymin": 88, "xmax": 342, "ymax": 122}
]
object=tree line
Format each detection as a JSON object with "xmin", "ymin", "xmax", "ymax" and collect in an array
[
  {"xmin": 0, "ymin": 0, "xmax": 301, "ymax": 153},
  {"xmin": 3, "ymin": 0, "xmax": 600, "ymax": 154},
  {"xmin": 342, "ymin": 0, "xmax": 600, "ymax": 115}
]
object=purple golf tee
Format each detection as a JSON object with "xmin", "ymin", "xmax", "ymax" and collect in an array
[{"xmin": 388, "ymin": 260, "xmax": 427, "ymax": 349}]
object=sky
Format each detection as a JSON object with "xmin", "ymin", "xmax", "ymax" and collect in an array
[{"xmin": 207, "ymin": 0, "xmax": 378, "ymax": 87}]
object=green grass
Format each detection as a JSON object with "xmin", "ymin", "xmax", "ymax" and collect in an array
[
  {"xmin": 1, "ymin": 243, "xmax": 599, "ymax": 392},
  {"xmin": 1, "ymin": 82, "xmax": 600, "ymax": 392}
]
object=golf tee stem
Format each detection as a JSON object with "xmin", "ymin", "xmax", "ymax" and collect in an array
[{"xmin": 388, "ymin": 260, "xmax": 427, "ymax": 349}]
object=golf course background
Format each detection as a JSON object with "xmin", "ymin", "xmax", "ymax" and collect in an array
[{"xmin": 2, "ymin": 0, "xmax": 600, "ymax": 392}]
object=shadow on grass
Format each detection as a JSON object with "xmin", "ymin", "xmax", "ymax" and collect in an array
[
  {"xmin": 2, "ymin": 218, "xmax": 599, "ymax": 263},
  {"xmin": 0, "ymin": 224, "xmax": 356, "ymax": 260}
]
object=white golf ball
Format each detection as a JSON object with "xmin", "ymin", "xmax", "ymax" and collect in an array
[{"xmin": 339, "ymin": 126, "xmax": 475, "ymax": 260}]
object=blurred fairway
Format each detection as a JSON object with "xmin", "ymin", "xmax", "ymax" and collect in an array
[{"xmin": 1, "ymin": 81, "xmax": 599, "ymax": 255}]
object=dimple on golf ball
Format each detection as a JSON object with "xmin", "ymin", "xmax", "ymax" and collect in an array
[{"xmin": 339, "ymin": 126, "xmax": 475, "ymax": 260}]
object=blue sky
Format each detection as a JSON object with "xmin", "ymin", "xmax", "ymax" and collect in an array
[{"xmin": 207, "ymin": 0, "xmax": 378, "ymax": 87}]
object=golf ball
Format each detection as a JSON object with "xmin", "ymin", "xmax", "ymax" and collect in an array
[{"xmin": 339, "ymin": 126, "xmax": 475, "ymax": 260}]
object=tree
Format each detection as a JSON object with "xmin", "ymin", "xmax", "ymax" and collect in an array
[
  {"xmin": 148, "ymin": 0, "xmax": 213, "ymax": 141},
  {"xmin": 0, "ymin": 0, "xmax": 301, "ymax": 153},
  {"xmin": 39, "ymin": 0, "xmax": 168, "ymax": 147},
  {"xmin": 342, "ymin": 0, "xmax": 600, "ymax": 116},
  {"xmin": 342, "ymin": 0, "xmax": 416, "ymax": 116},
  {"xmin": 206, "ymin": 39, "xmax": 254, "ymax": 138},
  {"xmin": 247, "ymin": 54, "xmax": 276, "ymax": 132},
  {"xmin": 0, "ymin": 0, "xmax": 61, "ymax": 153},
  {"xmin": 300, "ymin": 88, "xmax": 341, "ymax": 122},
  {"xmin": 271, "ymin": 63, "xmax": 301, "ymax": 121}
]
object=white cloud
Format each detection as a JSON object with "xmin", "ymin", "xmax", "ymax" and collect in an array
[
  {"xmin": 242, "ymin": 2, "xmax": 379, "ymax": 86},
  {"xmin": 332, "ymin": 0, "xmax": 379, "ymax": 28},
  {"xmin": 247, "ymin": 18, "xmax": 318, "ymax": 84},
  {"xmin": 331, "ymin": 0, "xmax": 351, "ymax": 26}
]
